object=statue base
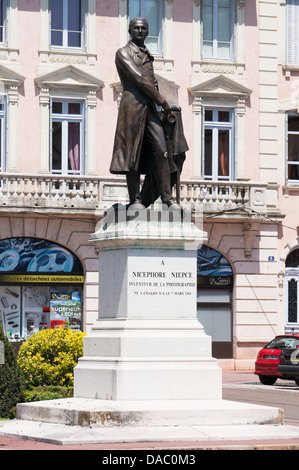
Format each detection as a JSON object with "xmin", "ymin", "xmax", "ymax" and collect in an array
[
  {"xmin": 14, "ymin": 207, "xmax": 283, "ymax": 435},
  {"xmin": 74, "ymin": 206, "xmax": 222, "ymax": 401}
]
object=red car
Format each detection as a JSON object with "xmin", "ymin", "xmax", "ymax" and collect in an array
[{"xmin": 255, "ymin": 335, "xmax": 299, "ymax": 385}]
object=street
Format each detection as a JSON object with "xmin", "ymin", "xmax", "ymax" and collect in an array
[{"xmin": 222, "ymin": 371, "xmax": 299, "ymax": 426}]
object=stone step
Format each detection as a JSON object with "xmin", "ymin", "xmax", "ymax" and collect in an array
[{"xmin": 16, "ymin": 397, "xmax": 283, "ymax": 428}]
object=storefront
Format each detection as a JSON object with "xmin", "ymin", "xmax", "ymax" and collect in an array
[
  {"xmin": 0, "ymin": 238, "xmax": 84, "ymax": 344},
  {"xmin": 197, "ymin": 245, "xmax": 233, "ymax": 359}
]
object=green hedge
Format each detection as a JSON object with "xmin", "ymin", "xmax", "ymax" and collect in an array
[{"xmin": 24, "ymin": 385, "xmax": 73, "ymax": 402}]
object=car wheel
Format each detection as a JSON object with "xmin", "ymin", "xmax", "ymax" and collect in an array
[
  {"xmin": 258, "ymin": 375, "xmax": 277, "ymax": 385},
  {"xmin": 294, "ymin": 378, "xmax": 299, "ymax": 386}
]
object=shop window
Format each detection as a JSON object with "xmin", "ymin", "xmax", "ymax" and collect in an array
[
  {"xmin": 1, "ymin": 285, "xmax": 83, "ymax": 341},
  {"xmin": 197, "ymin": 245, "xmax": 233, "ymax": 358},
  {"xmin": 128, "ymin": 0, "xmax": 163, "ymax": 56},
  {"xmin": 0, "ymin": 237, "xmax": 84, "ymax": 343}
]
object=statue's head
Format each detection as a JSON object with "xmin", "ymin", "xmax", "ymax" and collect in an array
[{"xmin": 128, "ymin": 17, "xmax": 149, "ymax": 43}]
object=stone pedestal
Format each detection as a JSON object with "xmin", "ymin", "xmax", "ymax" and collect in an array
[
  {"xmin": 73, "ymin": 206, "xmax": 222, "ymax": 401},
  {"xmin": 14, "ymin": 206, "xmax": 284, "ymax": 433}
]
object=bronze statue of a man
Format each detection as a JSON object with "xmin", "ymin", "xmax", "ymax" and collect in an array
[{"xmin": 109, "ymin": 17, "xmax": 182, "ymax": 211}]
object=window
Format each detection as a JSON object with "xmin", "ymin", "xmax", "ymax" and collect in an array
[
  {"xmin": 286, "ymin": 0, "xmax": 299, "ymax": 66},
  {"xmin": 51, "ymin": 0, "xmax": 85, "ymax": 49},
  {"xmin": 287, "ymin": 113, "xmax": 299, "ymax": 182},
  {"xmin": 0, "ymin": 0, "xmax": 7, "ymax": 45},
  {"xmin": 128, "ymin": 0, "xmax": 163, "ymax": 56},
  {"xmin": 0, "ymin": 98, "xmax": 6, "ymax": 172},
  {"xmin": 51, "ymin": 100, "xmax": 85, "ymax": 176},
  {"xmin": 202, "ymin": 0, "xmax": 235, "ymax": 60},
  {"xmin": 203, "ymin": 108, "xmax": 234, "ymax": 181}
]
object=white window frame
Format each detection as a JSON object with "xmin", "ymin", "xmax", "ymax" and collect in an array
[
  {"xmin": 189, "ymin": 75, "xmax": 251, "ymax": 180},
  {"xmin": 0, "ymin": 95, "xmax": 7, "ymax": 172},
  {"xmin": 50, "ymin": 99, "xmax": 86, "ymax": 176},
  {"xmin": 201, "ymin": 0, "xmax": 236, "ymax": 61},
  {"xmin": 286, "ymin": 112, "xmax": 299, "ymax": 184},
  {"xmin": 40, "ymin": 1, "xmax": 97, "ymax": 61},
  {"xmin": 0, "ymin": 0, "xmax": 7, "ymax": 46},
  {"xmin": 36, "ymin": 66, "xmax": 103, "ymax": 176},
  {"xmin": 50, "ymin": 0, "xmax": 86, "ymax": 51},
  {"xmin": 128, "ymin": 0, "xmax": 163, "ymax": 57},
  {"xmin": 203, "ymin": 107, "xmax": 235, "ymax": 181},
  {"xmin": 286, "ymin": 0, "xmax": 299, "ymax": 67}
]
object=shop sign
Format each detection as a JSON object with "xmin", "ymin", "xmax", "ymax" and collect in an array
[
  {"xmin": 0, "ymin": 274, "xmax": 84, "ymax": 284},
  {"xmin": 208, "ymin": 276, "xmax": 232, "ymax": 287},
  {"xmin": 197, "ymin": 275, "xmax": 233, "ymax": 288}
]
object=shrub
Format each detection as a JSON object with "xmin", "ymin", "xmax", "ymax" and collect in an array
[
  {"xmin": 17, "ymin": 326, "xmax": 86, "ymax": 388},
  {"xmin": 0, "ymin": 321, "xmax": 25, "ymax": 419},
  {"xmin": 24, "ymin": 385, "xmax": 73, "ymax": 402}
]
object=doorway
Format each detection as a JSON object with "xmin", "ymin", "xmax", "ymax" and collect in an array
[
  {"xmin": 197, "ymin": 245, "xmax": 233, "ymax": 358},
  {"xmin": 285, "ymin": 249, "xmax": 299, "ymax": 334}
]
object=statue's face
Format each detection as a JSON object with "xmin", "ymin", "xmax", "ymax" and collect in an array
[{"xmin": 129, "ymin": 19, "xmax": 148, "ymax": 43}]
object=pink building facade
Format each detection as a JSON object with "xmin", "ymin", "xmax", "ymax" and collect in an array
[{"xmin": 0, "ymin": 0, "xmax": 298, "ymax": 369}]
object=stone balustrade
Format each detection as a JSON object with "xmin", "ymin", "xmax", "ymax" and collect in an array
[{"xmin": 0, "ymin": 173, "xmax": 279, "ymax": 219}]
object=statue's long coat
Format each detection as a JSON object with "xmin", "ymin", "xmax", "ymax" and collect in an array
[{"xmin": 110, "ymin": 41, "xmax": 166, "ymax": 175}]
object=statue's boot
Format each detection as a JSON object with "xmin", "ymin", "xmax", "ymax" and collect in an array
[
  {"xmin": 155, "ymin": 158, "xmax": 181, "ymax": 211},
  {"xmin": 126, "ymin": 172, "xmax": 146, "ymax": 210}
]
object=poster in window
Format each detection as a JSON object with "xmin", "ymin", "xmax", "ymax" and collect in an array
[{"xmin": 50, "ymin": 290, "xmax": 81, "ymax": 330}]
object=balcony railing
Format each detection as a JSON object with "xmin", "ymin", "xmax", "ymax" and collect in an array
[{"xmin": 0, "ymin": 173, "xmax": 279, "ymax": 218}]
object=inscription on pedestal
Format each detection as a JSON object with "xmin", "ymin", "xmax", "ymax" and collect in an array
[{"xmin": 127, "ymin": 253, "xmax": 197, "ymax": 318}]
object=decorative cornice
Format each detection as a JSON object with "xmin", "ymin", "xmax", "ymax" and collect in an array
[
  {"xmin": 0, "ymin": 64, "xmax": 24, "ymax": 88},
  {"xmin": 189, "ymin": 74, "xmax": 252, "ymax": 103},
  {"xmin": 35, "ymin": 65, "xmax": 104, "ymax": 91}
]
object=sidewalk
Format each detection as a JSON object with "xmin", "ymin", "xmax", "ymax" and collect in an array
[{"xmin": 1, "ymin": 370, "xmax": 299, "ymax": 451}]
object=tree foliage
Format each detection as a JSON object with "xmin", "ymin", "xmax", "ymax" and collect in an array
[{"xmin": 0, "ymin": 321, "xmax": 25, "ymax": 419}]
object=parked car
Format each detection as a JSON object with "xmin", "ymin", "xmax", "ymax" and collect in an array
[
  {"xmin": 278, "ymin": 347, "xmax": 299, "ymax": 385},
  {"xmin": 255, "ymin": 335, "xmax": 299, "ymax": 385}
]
